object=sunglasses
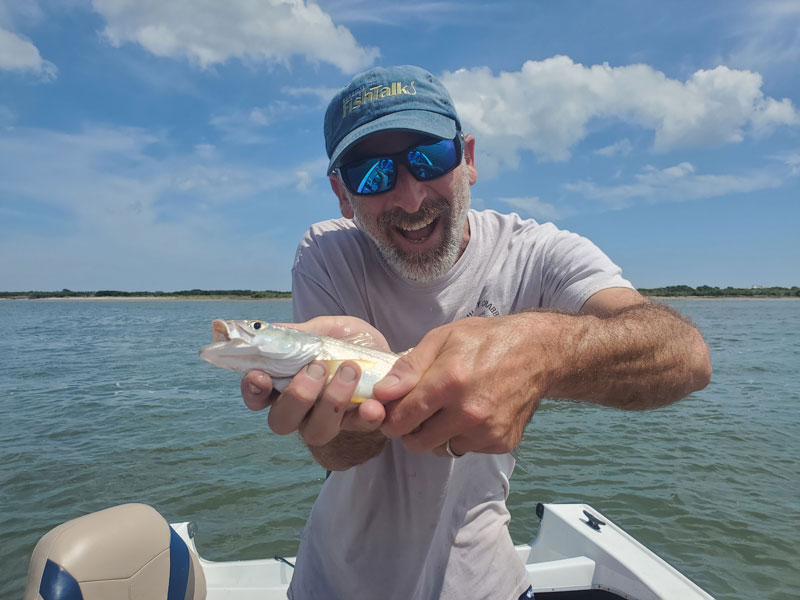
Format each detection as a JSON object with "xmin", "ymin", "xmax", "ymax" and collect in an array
[{"xmin": 335, "ymin": 135, "xmax": 463, "ymax": 196}]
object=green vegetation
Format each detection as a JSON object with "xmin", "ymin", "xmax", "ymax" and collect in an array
[
  {"xmin": 0, "ymin": 289, "xmax": 291, "ymax": 300},
  {"xmin": 2, "ymin": 286, "xmax": 798, "ymax": 300},
  {"xmin": 638, "ymin": 285, "xmax": 799, "ymax": 298}
]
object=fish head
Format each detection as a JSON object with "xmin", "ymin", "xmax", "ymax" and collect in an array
[
  {"xmin": 211, "ymin": 319, "xmax": 269, "ymax": 343},
  {"xmin": 200, "ymin": 319, "xmax": 323, "ymax": 377}
]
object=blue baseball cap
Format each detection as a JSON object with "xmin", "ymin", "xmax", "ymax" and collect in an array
[{"xmin": 324, "ymin": 65, "xmax": 461, "ymax": 174}]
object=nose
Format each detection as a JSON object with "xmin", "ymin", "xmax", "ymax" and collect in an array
[{"xmin": 389, "ymin": 164, "xmax": 429, "ymax": 213}]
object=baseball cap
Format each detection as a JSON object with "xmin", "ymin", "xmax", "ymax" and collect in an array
[{"xmin": 324, "ymin": 65, "xmax": 461, "ymax": 174}]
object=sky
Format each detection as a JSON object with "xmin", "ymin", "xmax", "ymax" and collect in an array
[{"xmin": 1, "ymin": 0, "xmax": 798, "ymax": 292}]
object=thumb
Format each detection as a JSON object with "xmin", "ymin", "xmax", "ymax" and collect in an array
[{"xmin": 373, "ymin": 332, "xmax": 444, "ymax": 403}]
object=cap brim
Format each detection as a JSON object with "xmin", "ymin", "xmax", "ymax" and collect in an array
[{"xmin": 327, "ymin": 110, "xmax": 457, "ymax": 174}]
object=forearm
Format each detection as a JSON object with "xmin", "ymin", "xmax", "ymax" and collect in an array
[
  {"xmin": 542, "ymin": 302, "xmax": 711, "ymax": 409},
  {"xmin": 305, "ymin": 429, "xmax": 389, "ymax": 471}
]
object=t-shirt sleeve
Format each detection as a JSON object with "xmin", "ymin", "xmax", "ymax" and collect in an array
[
  {"xmin": 292, "ymin": 269, "xmax": 344, "ymax": 322},
  {"xmin": 538, "ymin": 228, "xmax": 634, "ymax": 313},
  {"xmin": 291, "ymin": 232, "xmax": 345, "ymax": 321}
]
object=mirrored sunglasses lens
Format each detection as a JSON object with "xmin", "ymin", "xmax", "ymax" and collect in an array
[
  {"xmin": 343, "ymin": 158, "xmax": 396, "ymax": 194},
  {"xmin": 408, "ymin": 139, "xmax": 457, "ymax": 180}
]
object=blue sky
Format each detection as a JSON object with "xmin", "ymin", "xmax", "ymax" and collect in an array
[{"xmin": 1, "ymin": 0, "xmax": 798, "ymax": 291}]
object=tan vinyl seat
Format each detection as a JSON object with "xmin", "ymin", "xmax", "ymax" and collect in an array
[{"xmin": 24, "ymin": 503, "xmax": 206, "ymax": 600}]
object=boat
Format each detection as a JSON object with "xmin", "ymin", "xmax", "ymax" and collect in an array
[{"xmin": 25, "ymin": 502, "xmax": 714, "ymax": 599}]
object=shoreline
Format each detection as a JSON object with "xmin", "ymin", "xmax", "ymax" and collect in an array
[
  {"xmin": 2, "ymin": 295, "xmax": 797, "ymax": 302},
  {"xmin": 0, "ymin": 296, "xmax": 292, "ymax": 302},
  {"xmin": 646, "ymin": 296, "xmax": 800, "ymax": 301}
]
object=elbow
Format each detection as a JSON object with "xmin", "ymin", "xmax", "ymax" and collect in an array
[
  {"xmin": 688, "ymin": 332, "xmax": 712, "ymax": 393},
  {"xmin": 695, "ymin": 352, "xmax": 712, "ymax": 391}
]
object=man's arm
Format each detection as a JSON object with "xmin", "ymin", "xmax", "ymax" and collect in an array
[
  {"xmin": 549, "ymin": 287, "xmax": 711, "ymax": 408},
  {"xmin": 374, "ymin": 288, "xmax": 711, "ymax": 456},
  {"xmin": 306, "ymin": 430, "xmax": 388, "ymax": 472}
]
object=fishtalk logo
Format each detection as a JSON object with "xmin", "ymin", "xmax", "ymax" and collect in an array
[{"xmin": 342, "ymin": 81, "xmax": 417, "ymax": 116}]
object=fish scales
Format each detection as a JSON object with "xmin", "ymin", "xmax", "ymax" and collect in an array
[{"xmin": 199, "ymin": 320, "xmax": 398, "ymax": 404}]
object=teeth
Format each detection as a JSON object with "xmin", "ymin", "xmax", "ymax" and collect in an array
[{"xmin": 399, "ymin": 216, "xmax": 435, "ymax": 231}]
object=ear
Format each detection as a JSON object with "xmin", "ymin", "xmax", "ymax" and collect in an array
[
  {"xmin": 462, "ymin": 134, "xmax": 478, "ymax": 186},
  {"xmin": 329, "ymin": 174, "xmax": 354, "ymax": 219}
]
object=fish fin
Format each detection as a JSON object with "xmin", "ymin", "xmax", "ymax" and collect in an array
[{"xmin": 337, "ymin": 331, "xmax": 383, "ymax": 349}]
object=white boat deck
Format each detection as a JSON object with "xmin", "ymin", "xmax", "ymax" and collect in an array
[{"xmin": 174, "ymin": 503, "xmax": 714, "ymax": 600}]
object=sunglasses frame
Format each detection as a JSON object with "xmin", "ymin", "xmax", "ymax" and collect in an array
[{"xmin": 334, "ymin": 134, "xmax": 464, "ymax": 196}]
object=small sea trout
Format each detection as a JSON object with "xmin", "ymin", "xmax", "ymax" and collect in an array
[{"xmin": 199, "ymin": 319, "xmax": 398, "ymax": 404}]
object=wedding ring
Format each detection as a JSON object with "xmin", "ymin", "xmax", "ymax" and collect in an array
[{"xmin": 445, "ymin": 439, "xmax": 463, "ymax": 459}]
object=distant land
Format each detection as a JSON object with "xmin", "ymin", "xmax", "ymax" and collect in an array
[
  {"xmin": 0, "ymin": 289, "xmax": 291, "ymax": 299},
  {"xmin": 1, "ymin": 286, "xmax": 798, "ymax": 299}
]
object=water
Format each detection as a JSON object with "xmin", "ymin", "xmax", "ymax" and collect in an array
[{"xmin": 1, "ymin": 299, "xmax": 798, "ymax": 599}]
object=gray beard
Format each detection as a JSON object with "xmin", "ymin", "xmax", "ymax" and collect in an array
[{"xmin": 351, "ymin": 168, "xmax": 471, "ymax": 283}]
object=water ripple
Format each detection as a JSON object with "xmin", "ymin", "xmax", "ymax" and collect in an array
[{"xmin": 2, "ymin": 299, "xmax": 799, "ymax": 598}]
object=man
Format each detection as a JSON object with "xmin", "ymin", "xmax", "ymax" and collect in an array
[{"xmin": 242, "ymin": 65, "xmax": 711, "ymax": 599}]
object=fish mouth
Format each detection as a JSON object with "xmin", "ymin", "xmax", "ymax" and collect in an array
[{"xmin": 212, "ymin": 319, "xmax": 233, "ymax": 342}]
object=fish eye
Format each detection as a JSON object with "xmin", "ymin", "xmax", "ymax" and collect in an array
[{"xmin": 252, "ymin": 321, "xmax": 262, "ymax": 330}]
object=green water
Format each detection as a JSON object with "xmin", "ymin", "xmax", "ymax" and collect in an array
[{"xmin": 1, "ymin": 299, "xmax": 798, "ymax": 598}]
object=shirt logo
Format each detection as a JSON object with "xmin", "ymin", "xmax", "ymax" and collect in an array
[
  {"xmin": 464, "ymin": 298, "xmax": 501, "ymax": 318},
  {"xmin": 342, "ymin": 81, "xmax": 417, "ymax": 117}
]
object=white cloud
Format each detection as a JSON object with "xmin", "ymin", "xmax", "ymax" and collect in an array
[
  {"xmin": 294, "ymin": 157, "xmax": 329, "ymax": 192},
  {"xmin": 723, "ymin": 1, "xmax": 800, "ymax": 73},
  {"xmin": 282, "ymin": 86, "xmax": 341, "ymax": 106},
  {"xmin": 210, "ymin": 107, "xmax": 276, "ymax": 144},
  {"xmin": 91, "ymin": 0, "xmax": 379, "ymax": 73},
  {"xmin": 442, "ymin": 57, "xmax": 799, "ymax": 173},
  {"xmin": 211, "ymin": 100, "xmax": 313, "ymax": 143},
  {"xmin": 0, "ymin": 27, "xmax": 56, "ymax": 78},
  {"xmin": 770, "ymin": 150, "xmax": 800, "ymax": 176},
  {"xmin": 315, "ymin": 0, "xmax": 473, "ymax": 25},
  {"xmin": 193, "ymin": 143, "xmax": 216, "ymax": 159},
  {"xmin": 594, "ymin": 138, "xmax": 632, "ymax": 157},
  {"xmin": 563, "ymin": 162, "xmax": 780, "ymax": 210},
  {"xmin": 0, "ymin": 126, "xmax": 324, "ymax": 290},
  {"xmin": 499, "ymin": 196, "xmax": 564, "ymax": 222}
]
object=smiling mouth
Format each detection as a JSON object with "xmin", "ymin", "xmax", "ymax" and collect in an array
[{"xmin": 395, "ymin": 216, "xmax": 439, "ymax": 242}]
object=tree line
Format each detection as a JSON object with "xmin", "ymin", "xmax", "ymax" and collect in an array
[
  {"xmin": 2, "ymin": 286, "xmax": 798, "ymax": 299},
  {"xmin": 638, "ymin": 285, "xmax": 800, "ymax": 297},
  {"xmin": 0, "ymin": 289, "xmax": 292, "ymax": 299}
]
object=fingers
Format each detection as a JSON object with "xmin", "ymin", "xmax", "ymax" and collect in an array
[
  {"xmin": 432, "ymin": 436, "xmax": 468, "ymax": 459},
  {"xmin": 268, "ymin": 361, "xmax": 329, "ymax": 435},
  {"xmin": 399, "ymin": 408, "xmax": 465, "ymax": 454},
  {"xmin": 241, "ymin": 371, "xmax": 275, "ymax": 411},
  {"xmin": 374, "ymin": 330, "xmax": 448, "ymax": 439},
  {"xmin": 300, "ymin": 362, "xmax": 364, "ymax": 446},
  {"xmin": 265, "ymin": 360, "xmax": 379, "ymax": 447},
  {"xmin": 341, "ymin": 399, "xmax": 385, "ymax": 432}
]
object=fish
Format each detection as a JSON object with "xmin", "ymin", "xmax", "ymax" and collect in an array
[{"xmin": 199, "ymin": 319, "xmax": 398, "ymax": 404}]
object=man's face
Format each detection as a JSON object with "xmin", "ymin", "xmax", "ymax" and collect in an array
[{"xmin": 331, "ymin": 131, "xmax": 477, "ymax": 282}]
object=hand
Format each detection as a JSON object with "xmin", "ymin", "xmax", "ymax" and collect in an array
[
  {"xmin": 373, "ymin": 315, "xmax": 552, "ymax": 457},
  {"xmin": 240, "ymin": 316, "xmax": 391, "ymax": 447}
]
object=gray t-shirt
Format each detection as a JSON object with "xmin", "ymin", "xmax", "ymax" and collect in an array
[{"xmin": 287, "ymin": 209, "xmax": 633, "ymax": 600}]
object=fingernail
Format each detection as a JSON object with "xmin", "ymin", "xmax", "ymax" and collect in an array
[
  {"xmin": 306, "ymin": 363, "xmax": 325, "ymax": 380},
  {"xmin": 378, "ymin": 375, "xmax": 400, "ymax": 388},
  {"xmin": 339, "ymin": 365, "xmax": 357, "ymax": 382},
  {"xmin": 248, "ymin": 383, "xmax": 262, "ymax": 395}
]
